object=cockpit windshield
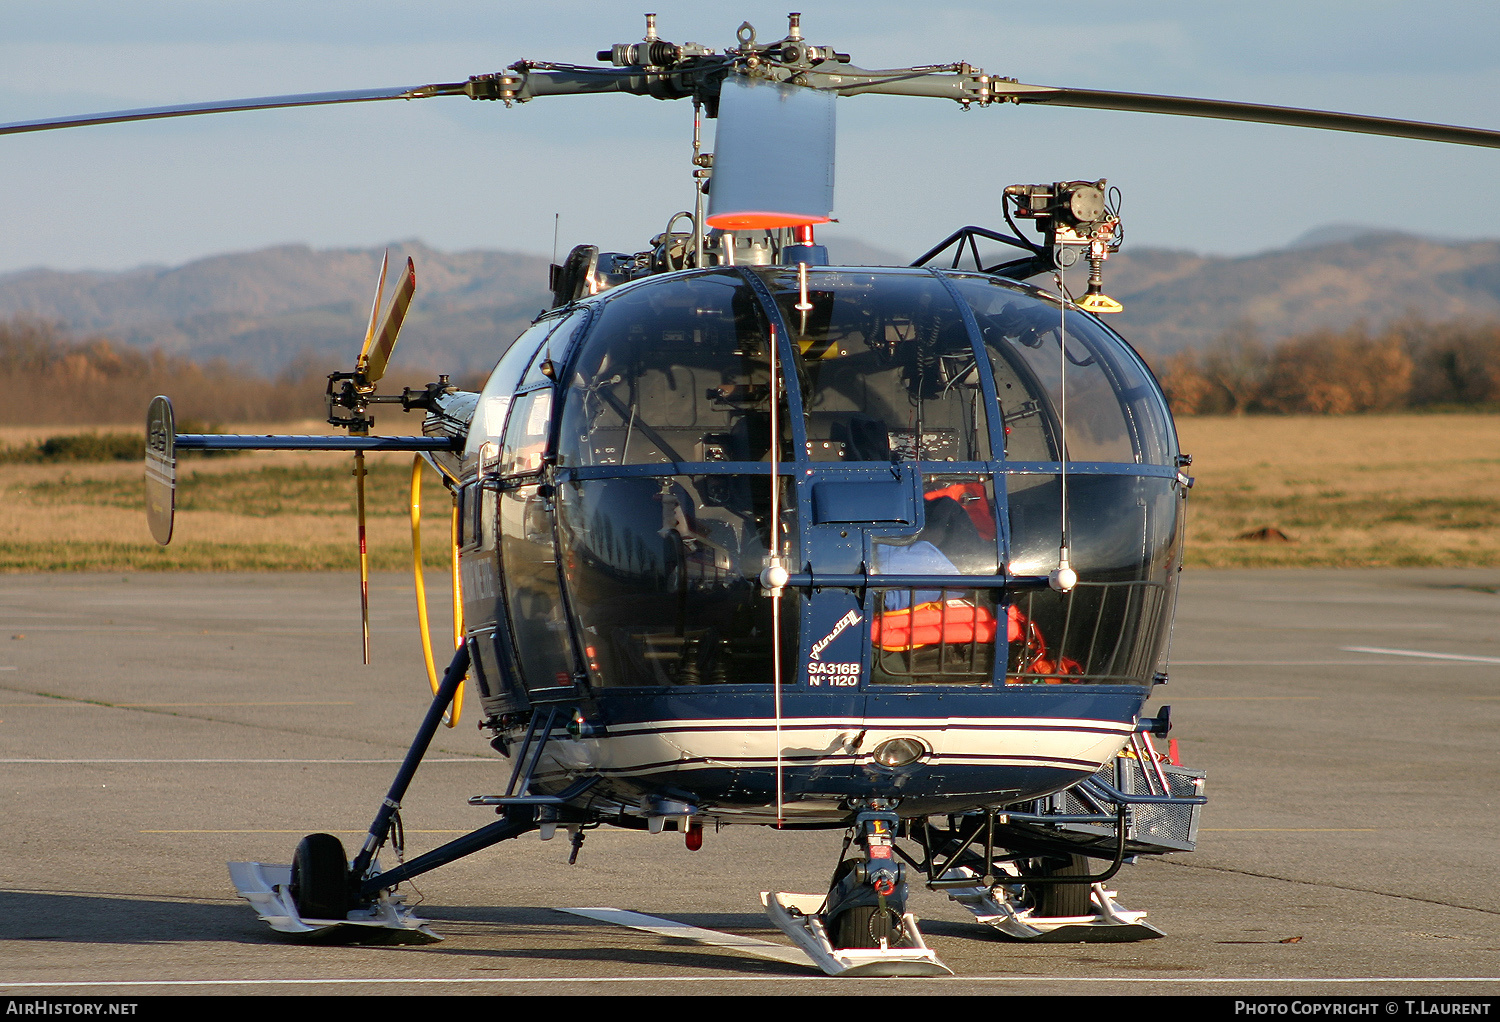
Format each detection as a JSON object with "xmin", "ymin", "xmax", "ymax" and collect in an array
[
  {"xmin": 556, "ymin": 273, "xmax": 785, "ymax": 467},
  {"xmin": 758, "ymin": 268, "xmax": 989, "ymax": 463},
  {"xmin": 946, "ymin": 273, "xmax": 1174, "ymax": 466},
  {"xmin": 502, "ymin": 266, "xmax": 1183, "ymax": 695}
]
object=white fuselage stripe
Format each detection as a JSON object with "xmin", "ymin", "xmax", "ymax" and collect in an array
[{"xmin": 543, "ymin": 716, "xmax": 1134, "ymax": 779}]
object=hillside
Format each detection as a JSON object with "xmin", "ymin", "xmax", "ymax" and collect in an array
[
  {"xmin": 3, "ymin": 227, "xmax": 1500, "ymax": 372},
  {"xmin": 0, "ymin": 242, "xmax": 552, "ymax": 377},
  {"xmin": 1106, "ymin": 231, "xmax": 1500, "ymax": 354}
]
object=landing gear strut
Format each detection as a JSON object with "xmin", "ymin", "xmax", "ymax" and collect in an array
[
  {"xmin": 229, "ymin": 646, "xmax": 532, "ymax": 940},
  {"xmin": 825, "ymin": 811, "xmax": 907, "ymax": 950}
]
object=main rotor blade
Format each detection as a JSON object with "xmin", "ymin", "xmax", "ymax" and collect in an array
[
  {"xmin": 362, "ymin": 257, "xmax": 416, "ymax": 387},
  {"xmin": 0, "ymin": 84, "xmax": 464, "ymax": 137},
  {"xmin": 1001, "ymin": 84, "xmax": 1500, "ymax": 149}
]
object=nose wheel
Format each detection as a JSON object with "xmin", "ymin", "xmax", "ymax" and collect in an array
[
  {"xmin": 761, "ymin": 810, "xmax": 950, "ymax": 976},
  {"xmin": 833, "ymin": 902, "xmax": 907, "ymax": 950},
  {"xmin": 823, "ymin": 850, "xmax": 908, "ymax": 952}
]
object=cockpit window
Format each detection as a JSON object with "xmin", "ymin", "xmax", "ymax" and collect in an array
[
  {"xmin": 757, "ymin": 269, "xmax": 990, "ymax": 463},
  {"xmin": 556, "ymin": 272, "xmax": 787, "ymax": 466},
  {"xmin": 519, "ymin": 309, "xmax": 589, "ymax": 391},
  {"xmin": 465, "ymin": 317, "xmax": 559, "ymax": 460},
  {"xmin": 946, "ymin": 274, "xmax": 1174, "ymax": 466}
]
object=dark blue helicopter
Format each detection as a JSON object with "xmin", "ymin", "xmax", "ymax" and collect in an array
[{"xmin": 14, "ymin": 13, "xmax": 1500, "ymax": 976}]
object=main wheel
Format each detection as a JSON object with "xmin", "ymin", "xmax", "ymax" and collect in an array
[
  {"xmin": 831, "ymin": 904, "xmax": 907, "ymax": 950},
  {"xmin": 1030, "ymin": 854, "xmax": 1093, "ymax": 918},
  {"xmin": 289, "ymin": 833, "xmax": 349, "ymax": 921}
]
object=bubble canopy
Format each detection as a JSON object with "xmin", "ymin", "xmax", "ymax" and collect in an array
[
  {"xmin": 550, "ymin": 268, "xmax": 1176, "ymax": 469},
  {"xmin": 473, "ymin": 266, "xmax": 1183, "ymax": 698}
]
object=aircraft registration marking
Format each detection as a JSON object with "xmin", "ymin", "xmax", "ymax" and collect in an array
[{"xmin": 806, "ymin": 661, "xmax": 859, "ymax": 686}]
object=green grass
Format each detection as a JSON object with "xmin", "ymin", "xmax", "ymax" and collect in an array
[
  {"xmin": 0, "ymin": 431, "xmax": 144, "ymax": 464},
  {"xmin": 4, "ymin": 413, "xmax": 1498, "ymax": 571},
  {"xmin": 23, "ymin": 461, "xmax": 427, "ymax": 517}
]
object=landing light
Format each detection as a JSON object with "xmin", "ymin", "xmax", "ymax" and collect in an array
[{"xmin": 872, "ymin": 737, "xmax": 927, "ymax": 768}]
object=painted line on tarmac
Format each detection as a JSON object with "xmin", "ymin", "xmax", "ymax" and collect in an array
[
  {"xmin": 2, "ymin": 976, "xmax": 1498, "ymax": 990},
  {"xmin": 0, "ymin": 700, "xmax": 355, "ymax": 708},
  {"xmin": 0, "ymin": 757, "xmax": 485, "ymax": 764},
  {"xmin": 140, "ymin": 829, "xmax": 471, "ymax": 834},
  {"xmin": 559, "ymin": 907, "xmax": 811, "ymax": 967},
  {"xmin": 1150, "ymin": 696, "xmax": 1319, "ymax": 701},
  {"xmin": 1201, "ymin": 828, "xmax": 1378, "ymax": 833},
  {"xmin": 1342, "ymin": 646, "xmax": 1500, "ymax": 664},
  {"xmin": 121, "ymin": 700, "xmax": 356, "ymax": 707},
  {"xmin": 1173, "ymin": 659, "xmax": 1436, "ymax": 666},
  {"xmin": 0, "ymin": 625, "xmax": 157, "ymax": 631}
]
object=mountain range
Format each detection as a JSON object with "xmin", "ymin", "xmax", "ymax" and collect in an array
[
  {"xmin": 2, "ymin": 226, "xmax": 1498, "ymax": 376},
  {"xmin": 0, "ymin": 242, "xmax": 552, "ymax": 379}
]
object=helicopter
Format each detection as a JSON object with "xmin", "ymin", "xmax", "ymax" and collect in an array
[{"xmin": 9, "ymin": 13, "xmax": 1500, "ymax": 978}]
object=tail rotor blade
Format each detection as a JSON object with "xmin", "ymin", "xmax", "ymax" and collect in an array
[
  {"xmin": 357, "ymin": 250, "xmax": 391, "ymax": 373},
  {"xmin": 362, "ymin": 257, "xmax": 416, "ymax": 388}
]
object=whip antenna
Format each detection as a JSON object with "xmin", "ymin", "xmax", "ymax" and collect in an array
[
  {"xmin": 1050, "ymin": 264, "xmax": 1076, "ymax": 595},
  {"xmin": 759, "ymin": 324, "xmax": 790, "ymax": 827}
]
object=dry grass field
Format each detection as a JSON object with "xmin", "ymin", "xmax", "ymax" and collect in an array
[
  {"xmin": 0, "ymin": 414, "xmax": 1496, "ymax": 571},
  {"xmin": 1177, "ymin": 412, "xmax": 1500, "ymax": 566},
  {"xmin": 0, "ymin": 421, "xmax": 458, "ymax": 571}
]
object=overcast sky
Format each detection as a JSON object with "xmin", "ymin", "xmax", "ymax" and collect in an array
[{"xmin": 3, "ymin": 1, "xmax": 1499, "ymax": 274}]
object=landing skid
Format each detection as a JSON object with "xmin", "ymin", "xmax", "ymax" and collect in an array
[
  {"xmin": 228, "ymin": 861, "xmax": 440, "ymax": 943},
  {"xmin": 940, "ymin": 866, "xmax": 1164, "ymax": 943},
  {"xmin": 761, "ymin": 892, "xmax": 952, "ymax": 977}
]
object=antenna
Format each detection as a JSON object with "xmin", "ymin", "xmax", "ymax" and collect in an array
[
  {"xmin": 759, "ymin": 323, "xmax": 790, "ymax": 827},
  {"xmin": 1050, "ymin": 263, "xmax": 1077, "ymax": 594}
]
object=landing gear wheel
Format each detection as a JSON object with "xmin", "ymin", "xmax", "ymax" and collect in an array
[
  {"xmin": 290, "ymin": 833, "xmax": 349, "ymax": 921},
  {"xmin": 1030, "ymin": 854, "xmax": 1093, "ymax": 918},
  {"xmin": 825, "ymin": 858, "xmax": 909, "ymax": 950},
  {"xmin": 832, "ymin": 904, "xmax": 907, "ymax": 949}
]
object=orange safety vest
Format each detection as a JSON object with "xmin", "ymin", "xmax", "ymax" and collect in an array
[
  {"xmin": 872, "ymin": 599, "xmax": 999, "ymax": 651},
  {"xmin": 873, "ymin": 601, "xmax": 1086, "ymax": 680}
]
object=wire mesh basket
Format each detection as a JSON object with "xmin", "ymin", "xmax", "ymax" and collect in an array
[{"xmin": 1053, "ymin": 755, "xmax": 1206, "ymax": 854}]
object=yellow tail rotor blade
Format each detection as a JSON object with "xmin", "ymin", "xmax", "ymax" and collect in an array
[
  {"xmin": 361, "ymin": 257, "xmax": 415, "ymax": 388},
  {"xmin": 357, "ymin": 250, "xmax": 390, "ymax": 372}
]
